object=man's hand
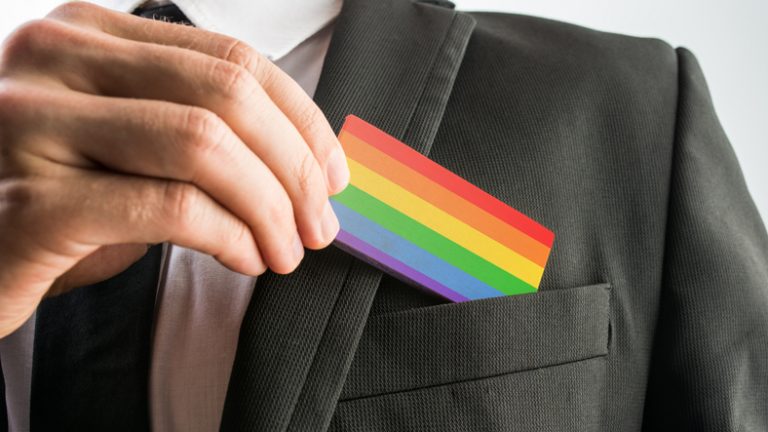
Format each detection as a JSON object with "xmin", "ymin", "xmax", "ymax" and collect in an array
[{"xmin": 0, "ymin": 2, "xmax": 349, "ymax": 337}]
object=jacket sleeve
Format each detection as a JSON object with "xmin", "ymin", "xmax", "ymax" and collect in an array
[{"xmin": 642, "ymin": 47, "xmax": 768, "ymax": 430}]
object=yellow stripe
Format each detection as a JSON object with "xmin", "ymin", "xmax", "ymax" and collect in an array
[{"xmin": 348, "ymin": 159, "xmax": 544, "ymax": 287}]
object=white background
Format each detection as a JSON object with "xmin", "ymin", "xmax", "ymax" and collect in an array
[{"xmin": 2, "ymin": 0, "xmax": 767, "ymax": 223}]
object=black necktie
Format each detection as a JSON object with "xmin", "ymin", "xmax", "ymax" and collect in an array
[{"xmin": 133, "ymin": 2, "xmax": 192, "ymax": 25}]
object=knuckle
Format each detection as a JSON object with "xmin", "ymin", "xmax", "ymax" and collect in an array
[
  {"xmin": 0, "ymin": 80, "xmax": 11, "ymax": 107},
  {"xmin": 293, "ymin": 151, "xmax": 323, "ymax": 203},
  {"xmin": 293, "ymin": 103, "xmax": 325, "ymax": 136},
  {"xmin": 0, "ymin": 81, "xmax": 22, "ymax": 124},
  {"xmin": 223, "ymin": 40, "xmax": 273, "ymax": 84},
  {"xmin": 161, "ymin": 182, "xmax": 201, "ymax": 230},
  {"xmin": 1, "ymin": 19, "xmax": 69, "ymax": 63},
  {"xmin": 228, "ymin": 219, "xmax": 252, "ymax": 250},
  {"xmin": 179, "ymin": 107, "xmax": 226, "ymax": 162},
  {"xmin": 293, "ymin": 104, "xmax": 334, "ymax": 157},
  {"xmin": 222, "ymin": 39, "xmax": 261, "ymax": 75},
  {"xmin": 0, "ymin": 179, "xmax": 34, "ymax": 214},
  {"xmin": 47, "ymin": 1, "xmax": 98, "ymax": 20},
  {"xmin": 0, "ymin": 85, "xmax": 32, "ymax": 173},
  {"xmin": 0, "ymin": 83, "xmax": 51, "ymax": 165},
  {"xmin": 0, "ymin": 179, "xmax": 41, "ymax": 228},
  {"xmin": 263, "ymin": 193, "xmax": 294, "ymax": 230},
  {"xmin": 210, "ymin": 60, "xmax": 257, "ymax": 104}
]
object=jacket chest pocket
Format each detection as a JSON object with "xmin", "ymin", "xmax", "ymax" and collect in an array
[{"xmin": 332, "ymin": 283, "xmax": 612, "ymax": 431}]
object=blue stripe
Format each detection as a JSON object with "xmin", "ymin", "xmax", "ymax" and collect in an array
[{"xmin": 331, "ymin": 200, "xmax": 504, "ymax": 300}]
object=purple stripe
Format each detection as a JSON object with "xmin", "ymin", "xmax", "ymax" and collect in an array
[{"xmin": 335, "ymin": 230, "xmax": 470, "ymax": 302}]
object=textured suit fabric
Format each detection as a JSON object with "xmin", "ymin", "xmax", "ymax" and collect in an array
[
  {"xmin": 642, "ymin": 48, "xmax": 768, "ymax": 429},
  {"xmin": 16, "ymin": 0, "xmax": 767, "ymax": 430},
  {"xmin": 0, "ymin": 357, "xmax": 6, "ymax": 432},
  {"xmin": 328, "ymin": 12, "xmax": 768, "ymax": 431},
  {"xmin": 30, "ymin": 245, "xmax": 163, "ymax": 430},
  {"xmin": 221, "ymin": 1, "xmax": 477, "ymax": 430}
]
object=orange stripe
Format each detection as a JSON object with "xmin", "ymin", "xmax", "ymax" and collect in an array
[
  {"xmin": 342, "ymin": 115, "xmax": 555, "ymax": 247},
  {"xmin": 341, "ymin": 130, "xmax": 551, "ymax": 267}
]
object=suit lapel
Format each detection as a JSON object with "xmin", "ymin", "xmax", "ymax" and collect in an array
[
  {"xmin": 30, "ymin": 245, "xmax": 163, "ymax": 430},
  {"xmin": 220, "ymin": 1, "xmax": 475, "ymax": 431}
]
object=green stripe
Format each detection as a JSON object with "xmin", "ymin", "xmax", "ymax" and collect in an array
[{"xmin": 332, "ymin": 185, "xmax": 536, "ymax": 295}]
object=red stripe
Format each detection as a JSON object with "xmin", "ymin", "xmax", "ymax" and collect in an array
[{"xmin": 341, "ymin": 115, "xmax": 555, "ymax": 247}]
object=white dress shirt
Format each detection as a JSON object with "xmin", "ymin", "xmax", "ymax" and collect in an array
[{"xmin": 0, "ymin": 0, "xmax": 341, "ymax": 430}]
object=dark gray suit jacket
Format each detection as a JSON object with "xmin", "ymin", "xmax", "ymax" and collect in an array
[{"xmin": 5, "ymin": 0, "xmax": 767, "ymax": 430}]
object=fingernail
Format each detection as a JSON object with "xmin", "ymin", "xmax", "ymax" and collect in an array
[
  {"xmin": 326, "ymin": 146, "xmax": 350, "ymax": 194},
  {"xmin": 253, "ymin": 250, "xmax": 267, "ymax": 274},
  {"xmin": 292, "ymin": 234, "xmax": 304, "ymax": 261},
  {"xmin": 321, "ymin": 201, "xmax": 340, "ymax": 243}
]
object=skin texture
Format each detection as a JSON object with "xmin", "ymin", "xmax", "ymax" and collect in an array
[{"xmin": 0, "ymin": 2, "xmax": 350, "ymax": 338}]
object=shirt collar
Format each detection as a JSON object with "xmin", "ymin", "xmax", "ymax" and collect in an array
[{"xmin": 91, "ymin": 0, "xmax": 343, "ymax": 61}]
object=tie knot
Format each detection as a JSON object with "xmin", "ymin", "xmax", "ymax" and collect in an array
[{"xmin": 133, "ymin": 1, "xmax": 193, "ymax": 25}]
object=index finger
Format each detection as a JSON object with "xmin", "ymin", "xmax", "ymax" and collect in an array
[{"xmin": 48, "ymin": 1, "xmax": 350, "ymax": 194}]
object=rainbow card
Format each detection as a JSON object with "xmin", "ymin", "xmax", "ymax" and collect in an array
[{"xmin": 330, "ymin": 115, "xmax": 554, "ymax": 302}]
